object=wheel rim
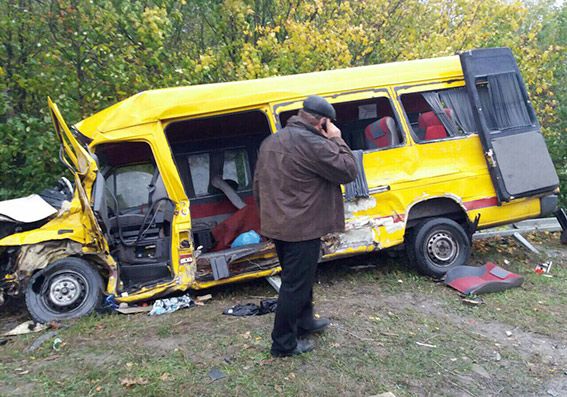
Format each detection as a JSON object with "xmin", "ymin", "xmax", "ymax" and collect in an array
[
  {"xmin": 40, "ymin": 270, "xmax": 90, "ymax": 314},
  {"xmin": 425, "ymin": 230, "xmax": 459, "ymax": 266}
]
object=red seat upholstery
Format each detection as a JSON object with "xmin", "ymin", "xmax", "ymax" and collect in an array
[
  {"xmin": 425, "ymin": 125, "xmax": 447, "ymax": 140},
  {"xmin": 364, "ymin": 117, "xmax": 399, "ymax": 149},
  {"xmin": 418, "ymin": 109, "xmax": 453, "ymax": 141}
]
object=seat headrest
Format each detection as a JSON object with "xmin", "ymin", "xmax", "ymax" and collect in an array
[{"xmin": 418, "ymin": 109, "xmax": 453, "ymax": 130}]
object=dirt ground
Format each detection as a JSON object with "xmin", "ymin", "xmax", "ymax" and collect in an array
[{"xmin": 1, "ymin": 233, "xmax": 566, "ymax": 397}]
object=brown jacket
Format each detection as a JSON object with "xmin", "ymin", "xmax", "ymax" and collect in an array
[{"xmin": 253, "ymin": 115, "xmax": 357, "ymax": 242}]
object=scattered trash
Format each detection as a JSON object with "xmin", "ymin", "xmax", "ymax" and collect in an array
[
  {"xmin": 120, "ymin": 377, "xmax": 149, "ymax": 388},
  {"xmin": 3, "ymin": 321, "xmax": 47, "ymax": 337},
  {"xmin": 223, "ymin": 298, "xmax": 277, "ymax": 316},
  {"xmin": 0, "ymin": 338, "xmax": 8, "ymax": 346},
  {"xmin": 116, "ymin": 306, "xmax": 152, "ymax": 315},
  {"xmin": 52, "ymin": 337, "xmax": 62, "ymax": 351},
  {"xmin": 195, "ymin": 294, "xmax": 213, "ymax": 306},
  {"xmin": 104, "ymin": 295, "xmax": 119, "ymax": 310},
  {"xmin": 535, "ymin": 261, "xmax": 553, "ymax": 275},
  {"xmin": 461, "ymin": 295, "xmax": 484, "ymax": 305},
  {"xmin": 445, "ymin": 262, "xmax": 523, "ymax": 295},
  {"xmin": 415, "ymin": 341, "xmax": 437, "ymax": 348},
  {"xmin": 369, "ymin": 393, "xmax": 397, "ymax": 397},
  {"xmin": 506, "ymin": 330, "xmax": 513, "ymax": 337},
  {"xmin": 231, "ymin": 230, "xmax": 261, "ymax": 248},
  {"xmin": 208, "ymin": 367, "xmax": 227, "ymax": 382},
  {"xmin": 495, "ymin": 351, "xmax": 502, "ymax": 361},
  {"xmin": 196, "ymin": 294, "xmax": 212, "ymax": 302},
  {"xmin": 149, "ymin": 294, "xmax": 195, "ymax": 316},
  {"xmin": 25, "ymin": 330, "xmax": 58, "ymax": 353}
]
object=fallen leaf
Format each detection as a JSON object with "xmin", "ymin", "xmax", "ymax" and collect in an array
[
  {"xmin": 120, "ymin": 377, "xmax": 148, "ymax": 388},
  {"xmin": 160, "ymin": 372, "xmax": 172, "ymax": 381}
]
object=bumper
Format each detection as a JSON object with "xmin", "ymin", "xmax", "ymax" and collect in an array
[{"xmin": 540, "ymin": 195, "xmax": 558, "ymax": 217}]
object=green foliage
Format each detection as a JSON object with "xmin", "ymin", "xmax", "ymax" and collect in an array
[{"xmin": 0, "ymin": 0, "xmax": 565, "ymax": 205}]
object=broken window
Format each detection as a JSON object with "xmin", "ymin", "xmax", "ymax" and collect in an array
[
  {"xmin": 187, "ymin": 148, "xmax": 251, "ymax": 198},
  {"xmin": 106, "ymin": 163, "xmax": 155, "ymax": 210},
  {"xmin": 165, "ymin": 110, "xmax": 271, "ymax": 256},
  {"xmin": 280, "ymin": 96, "xmax": 404, "ymax": 151},
  {"xmin": 400, "ymin": 86, "xmax": 478, "ymax": 142}
]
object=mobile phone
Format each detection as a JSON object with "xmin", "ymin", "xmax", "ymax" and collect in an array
[{"xmin": 322, "ymin": 118, "xmax": 328, "ymax": 132}]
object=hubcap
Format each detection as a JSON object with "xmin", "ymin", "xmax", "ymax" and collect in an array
[
  {"xmin": 42, "ymin": 271, "xmax": 89, "ymax": 313},
  {"xmin": 426, "ymin": 230, "xmax": 459, "ymax": 265}
]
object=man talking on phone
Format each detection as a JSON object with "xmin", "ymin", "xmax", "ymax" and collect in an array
[{"xmin": 254, "ymin": 95, "xmax": 357, "ymax": 357}]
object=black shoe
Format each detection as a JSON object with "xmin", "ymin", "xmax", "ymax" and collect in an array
[
  {"xmin": 271, "ymin": 338, "xmax": 315, "ymax": 357},
  {"xmin": 298, "ymin": 317, "xmax": 330, "ymax": 337}
]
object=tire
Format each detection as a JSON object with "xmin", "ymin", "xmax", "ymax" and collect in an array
[
  {"xmin": 407, "ymin": 217, "xmax": 471, "ymax": 278},
  {"xmin": 25, "ymin": 257, "xmax": 103, "ymax": 323}
]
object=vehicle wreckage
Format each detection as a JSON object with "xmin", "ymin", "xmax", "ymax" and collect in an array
[{"xmin": 0, "ymin": 48, "xmax": 560, "ymax": 322}]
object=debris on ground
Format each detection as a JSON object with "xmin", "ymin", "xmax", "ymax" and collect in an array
[
  {"xmin": 369, "ymin": 392, "xmax": 397, "ymax": 397},
  {"xmin": 25, "ymin": 330, "xmax": 58, "ymax": 353},
  {"xmin": 0, "ymin": 338, "xmax": 8, "ymax": 346},
  {"xmin": 115, "ymin": 305, "xmax": 152, "ymax": 315},
  {"xmin": 461, "ymin": 295, "xmax": 484, "ymax": 306},
  {"xmin": 535, "ymin": 261, "xmax": 553, "ymax": 275},
  {"xmin": 195, "ymin": 294, "xmax": 213, "ymax": 306},
  {"xmin": 120, "ymin": 377, "xmax": 149, "ymax": 388},
  {"xmin": 208, "ymin": 367, "xmax": 227, "ymax": 382},
  {"xmin": 223, "ymin": 298, "xmax": 277, "ymax": 316},
  {"xmin": 445, "ymin": 262, "xmax": 523, "ymax": 295},
  {"xmin": 52, "ymin": 337, "xmax": 63, "ymax": 351},
  {"xmin": 148, "ymin": 294, "xmax": 195, "ymax": 316},
  {"xmin": 2, "ymin": 321, "xmax": 47, "ymax": 337},
  {"xmin": 415, "ymin": 341, "xmax": 437, "ymax": 348}
]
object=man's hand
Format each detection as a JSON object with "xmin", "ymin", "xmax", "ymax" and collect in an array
[{"xmin": 321, "ymin": 119, "xmax": 341, "ymax": 139}]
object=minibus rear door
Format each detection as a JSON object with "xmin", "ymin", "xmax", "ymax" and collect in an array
[{"xmin": 460, "ymin": 47, "xmax": 559, "ymax": 203}]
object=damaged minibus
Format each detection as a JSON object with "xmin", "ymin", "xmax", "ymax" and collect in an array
[{"xmin": 0, "ymin": 47, "xmax": 560, "ymax": 322}]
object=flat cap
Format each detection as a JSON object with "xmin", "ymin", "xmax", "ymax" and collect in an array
[{"xmin": 303, "ymin": 95, "xmax": 336, "ymax": 121}]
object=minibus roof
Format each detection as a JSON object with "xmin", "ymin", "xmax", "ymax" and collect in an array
[{"xmin": 76, "ymin": 54, "xmax": 462, "ymax": 137}]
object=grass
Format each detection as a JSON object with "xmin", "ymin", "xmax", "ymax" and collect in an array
[{"xmin": 0, "ymin": 232, "xmax": 566, "ymax": 396}]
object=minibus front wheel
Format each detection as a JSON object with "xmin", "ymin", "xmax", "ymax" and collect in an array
[
  {"xmin": 25, "ymin": 257, "xmax": 104, "ymax": 323},
  {"xmin": 407, "ymin": 217, "xmax": 471, "ymax": 278}
]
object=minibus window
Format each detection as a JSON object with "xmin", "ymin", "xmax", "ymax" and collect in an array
[
  {"xmin": 280, "ymin": 96, "xmax": 404, "ymax": 152},
  {"xmin": 476, "ymin": 73, "xmax": 534, "ymax": 131},
  {"xmin": 400, "ymin": 86, "xmax": 478, "ymax": 142},
  {"xmin": 187, "ymin": 148, "xmax": 251, "ymax": 199},
  {"xmin": 106, "ymin": 163, "xmax": 155, "ymax": 210}
]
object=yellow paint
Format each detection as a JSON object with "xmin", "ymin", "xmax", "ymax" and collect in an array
[{"xmin": 1, "ymin": 53, "xmax": 547, "ymax": 303}]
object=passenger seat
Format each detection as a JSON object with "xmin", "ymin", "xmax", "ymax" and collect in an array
[
  {"xmin": 418, "ymin": 109, "xmax": 453, "ymax": 141},
  {"xmin": 364, "ymin": 117, "xmax": 400, "ymax": 149}
]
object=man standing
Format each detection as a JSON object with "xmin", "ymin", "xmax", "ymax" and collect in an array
[{"xmin": 254, "ymin": 95, "xmax": 357, "ymax": 357}]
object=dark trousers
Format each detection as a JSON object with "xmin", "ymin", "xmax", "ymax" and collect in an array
[{"xmin": 271, "ymin": 238, "xmax": 321, "ymax": 354}]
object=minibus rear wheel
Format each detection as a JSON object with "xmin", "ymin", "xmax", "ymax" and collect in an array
[
  {"xmin": 407, "ymin": 218, "xmax": 471, "ymax": 278},
  {"xmin": 25, "ymin": 257, "xmax": 103, "ymax": 323}
]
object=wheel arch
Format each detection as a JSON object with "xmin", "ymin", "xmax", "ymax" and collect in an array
[
  {"xmin": 404, "ymin": 195, "xmax": 470, "ymax": 231},
  {"xmin": 17, "ymin": 240, "xmax": 110, "ymax": 285}
]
